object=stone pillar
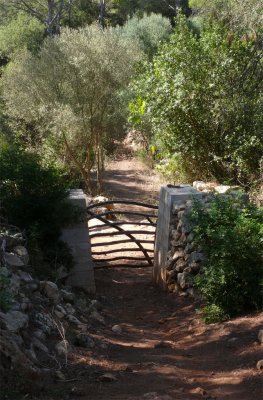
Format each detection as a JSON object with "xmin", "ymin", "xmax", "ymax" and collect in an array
[
  {"xmin": 153, "ymin": 185, "xmax": 202, "ymax": 289},
  {"xmin": 61, "ymin": 189, "xmax": 96, "ymax": 293}
]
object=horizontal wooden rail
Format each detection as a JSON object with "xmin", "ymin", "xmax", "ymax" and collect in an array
[
  {"xmin": 87, "ymin": 210, "xmax": 157, "ymax": 220},
  {"xmin": 87, "ymin": 200, "xmax": 158, "ymax": 210},
  {"xmin": 89, "ymin": 221, "xmax": 156, "ymax": 229},
  {"xmin": 90, "ymin": 230, "xmax": 155, "ymax": 239},
  {"xmin": 95, "ymin": 263, "xmax": 153, "ymax": 269},
  {"xmin": 94, "ymin": 256, "xmax": 154, "ymax": 262},
  {"xmin": 91, "ymin": 239, "xmax": 155, "ymax": 247},
  {"xmin": 92, "ymin": 247, "xmax": 154, "ymax": 255}
]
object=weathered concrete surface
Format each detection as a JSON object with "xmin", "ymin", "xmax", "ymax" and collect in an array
[
  {"xmin": 62, "ymin": 189, "xmax": 96, "ymax": 293},
  {"xmin": 153, "ymin": 185, "xmax": 203, "ymax": 289}
]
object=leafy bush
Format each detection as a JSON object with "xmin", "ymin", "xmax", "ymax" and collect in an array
[
  {"xmin": 114, "ymin": 13, "xmax": 171, "ymax": 58},
  {"xmin": 190, "ymin": 195, "xmax": 263, "ymax": 322},
  {"xmin": 0, "ymin": 12, "xmax": 44, "ymax": 57},
  {"xmin": 129, "ymin": 14, "xmax": 263, "ymax": 187},
  {"xmin": 0, "ymin": 144, "xmax": 79, "ymax": 278}
]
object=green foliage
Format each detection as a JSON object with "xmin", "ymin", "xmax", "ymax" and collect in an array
[
  {"xmin": 0, "ymin": 274, "xmax": 12, "ymax": 312},
  {"xmin": 129, "ymin": 14, "xmax": 263, "ymax": 187},
  {"xmin": 200, "ymin": 304, "xmax": 227, "ymax": 324},
  {"xmin": 107, "ymin": 0, "xmax": 191, "ymax": 26},
  {"xmin": 0, "ymin": 143, "xmax": 78, "ymax": 278},
  {"xmin": 189, "ymin": 0, "xmax": 263, "ymax": 34},
  {"xmin": 114, "ymin": 13, "xmax": 172, "ymax": 58},
  {"xmin": 189, "ymin": 195, "xmax": 263, "ymax": 322},
  {"xmin": 0, "ymin": 13, "xmax": 44, "ymax": 57},
  {"xmin": 155, "ymin": 153, "xmax": 185, "ymax": 184},
  {"xmin": 2, "ymin": 24, "xmax": 142, "ymax": 193},
  {"xmin": 0, "ymin": 144, "xmax": 73, "ymax": 237}
]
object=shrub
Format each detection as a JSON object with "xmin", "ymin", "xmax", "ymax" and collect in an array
[
  {"xmin": 0, "ymin": 12, "xmax": 44, "ymax": 57},
  {"xmin": 0, "ymin": 144, "xmax": 79, "ymax": 278},
  {"xmin": 190, "ymin": 195, "xmax": 263, "ymax": 322},
  {"xmin": 129, "ymin": 15, "xmax": 263, "ymax": 188},
  {"xmin": 114, "ymin": 13, "xmax": 172, "ymax": 58}
]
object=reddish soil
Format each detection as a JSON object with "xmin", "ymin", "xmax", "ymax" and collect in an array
[{"xmin": 42, "ymin": 147, "xmax": 263, "ymax": 400}]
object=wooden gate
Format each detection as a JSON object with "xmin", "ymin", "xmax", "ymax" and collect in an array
[{"xmin": 87, "ymin": 200, "xmax": 158, "ymax": 268}]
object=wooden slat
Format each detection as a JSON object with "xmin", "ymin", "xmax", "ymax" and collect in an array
[
  {"xmin": 87, "ymin": 200, "xmax": 158, "ymax": 210},
  {"xmin": 91, "ymin": 239, "xmax": 155, "ymax": 247},
  {"xmin": 89, "ymin": 221, "xmax": 156, "ymax": 229},
  {"xmin": 90, "ymin": 230, "xmax": 155, "ymax": 239},
  {"xmin": 87, "ymin": 210, "xmax": 157, "ymax": 220},
  {"xmin": 92, "ymin": 248, "xmax": 154, "ymax": 255},
  {"xmin": 93, "ymin": 256, "xmax": 153, "ymax": 262},
  {"xmin": 95, "ymin": 263, "xmax": 153, "ymax": 269}
]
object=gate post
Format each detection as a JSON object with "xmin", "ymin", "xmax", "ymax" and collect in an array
[
  {"xmin": 61, "ymin": 189, "xmax": 96, "ymax": 293},
  {"xmin": 153, "ymin": 185, "xmax": 202, "ymax": 289}
]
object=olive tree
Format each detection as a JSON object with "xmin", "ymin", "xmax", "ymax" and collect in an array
[
  {"xmin": 2, "ymin": 24, "xmax": 141, "ymax": 193},
  {"xmin": 114, "ymin": 12, "xmax": 171, "ymax": 58}
]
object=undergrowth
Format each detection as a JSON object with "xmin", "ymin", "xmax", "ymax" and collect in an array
[{"xmin": 189, "ymin": 195, "xmax": 263, "ymax": 323}]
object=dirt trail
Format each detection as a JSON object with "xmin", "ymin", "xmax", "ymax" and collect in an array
[
  {"xmin": 102, "ymin": 144, "xmax": 163, "ymax": 203},
  {"xmin": 47, "ymin": 147, "xmax": 262, "ymax": 400}
]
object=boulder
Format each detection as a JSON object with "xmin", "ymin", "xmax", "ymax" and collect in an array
[
  {"xmin": 41, "ymin": 281, "xmax": 60, "ymax": 303},
  {"xmin": 214, "ymin": 185, "xmax": 241, "ymax": 194},
  {"xmin": 17, "ymin": 271, "xmax": 33, "ymax": 282},
  {"xmin": 175, "ymin": 259, "xmax": 186, "ymax": 273},
  {"xmin": 13, "ymin": 246, "xmax": 29, "ymax": 265},
  {"xmin": 90, "ymin": 310, "xmax": 105, "ymax": 325},
  {"xmin": 112, "ymin": 324, "xmax": 122, "ymax": 334},
  {"xmin": 172, "ymin": 250, "xmax": 185, "ymax": 262},
  {"xmin": 34, "ymin": 312, "xmax": 56, "ymax": 335},
  {"xmin": 32, "ymin": 337, "xmax": 49, "ymax": 353},
  {"xmin": 55, "ymin": 340, "xmax": 69, "ymax": 356},
  {"xmin": 177, "ymin": 271, "xmax": 192, "ymax": 290},
  {"xmin": 193, "ymin": 181, "xmax": 217, "ymax": 192},
  {"xmin": 189, "ymin": 251, "xmax": 204, "ymax": 263},
  {"xmin": 64, "ymin": 303, "xmax": 76, "ymax": 315},
  {"xmin": 75, "ymin": 333, "xmax": 95, "ymax": 348},
  {"xmin": 258, "ymin": 329, "xmax": 263, "ymax": 345},
  {"xmin": 4, "ymin": 252, "xmax": 24, "ymax": 267},
  {"xmin": 0, "ymin": 330, "xmax": 42, "ymax": 394},
  {"xmin": 0, "ymin": 311, "xmax": 29, "ymax": 332},
  {"xmin": 33, "ymin": 330, "xmax": 47, "ymax": 342},
  {"xmin": 66, "ymin": 314, "xmax": 83, "ymax": 325},
  {"xmin": 60, "ymin": 289, "xmax": 75, "ymax": 303}
]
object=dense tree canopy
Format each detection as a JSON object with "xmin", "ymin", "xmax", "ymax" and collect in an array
[
  {"xmin": 0, "ymin": 0, "xmax": 262, "ymax": 195},
  {"xmin": 114, "ymin": 13, "xmax": 171, "ymax": 58},
  {"xmin": 0, "ymin": 12, "xmax": 44, "ymax": 58},
  {"xmin": 129, "ymin": 15, "xmax": 263, "ymax": 187},
  {"xmin": 2, "ymin": 25, "xmax": 142, "ymax": 193}
]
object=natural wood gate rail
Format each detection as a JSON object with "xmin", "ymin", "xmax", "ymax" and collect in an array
[{"xmin": 87, "ymin": 200, "xmax": 158, "ymax": 268}]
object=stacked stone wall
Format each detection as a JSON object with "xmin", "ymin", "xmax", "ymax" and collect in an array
[
  {"xmin": 160, "ymin": 187, "xmax": 247, "ymax": 296},
  {"xmin": 164, "ymin": 198, "xmax": 204, "ymax": 296}
]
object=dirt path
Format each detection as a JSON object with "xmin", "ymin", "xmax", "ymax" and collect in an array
[
  {"xmin": 102, "ymin": 144, "xmax": 163, "ymax": 203},
  {"xmin": 45, "ymin": 147, "xmax": 262, "ymax": 400}
]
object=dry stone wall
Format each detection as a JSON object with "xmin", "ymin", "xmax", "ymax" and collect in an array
[
  {"xmin": 165, "ymin": 198, "xmax": 204, "ymax": 296},
  {"xmin": 154, "ymin": 184, "xmax": 246, "ymax": 296}
]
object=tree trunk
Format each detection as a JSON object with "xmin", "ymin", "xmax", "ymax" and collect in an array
[
  {"xmin": 62, "ymin": 131, "xmax": 94, "ymax": 194},
  {"xmin": 99, "ymin": 0, "xmax": 105, "ymax": 30}
]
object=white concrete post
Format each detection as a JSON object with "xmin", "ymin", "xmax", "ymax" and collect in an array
[{"xmin": 61, "ymin": 189, "xmax": 96, "ymax": 293}]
